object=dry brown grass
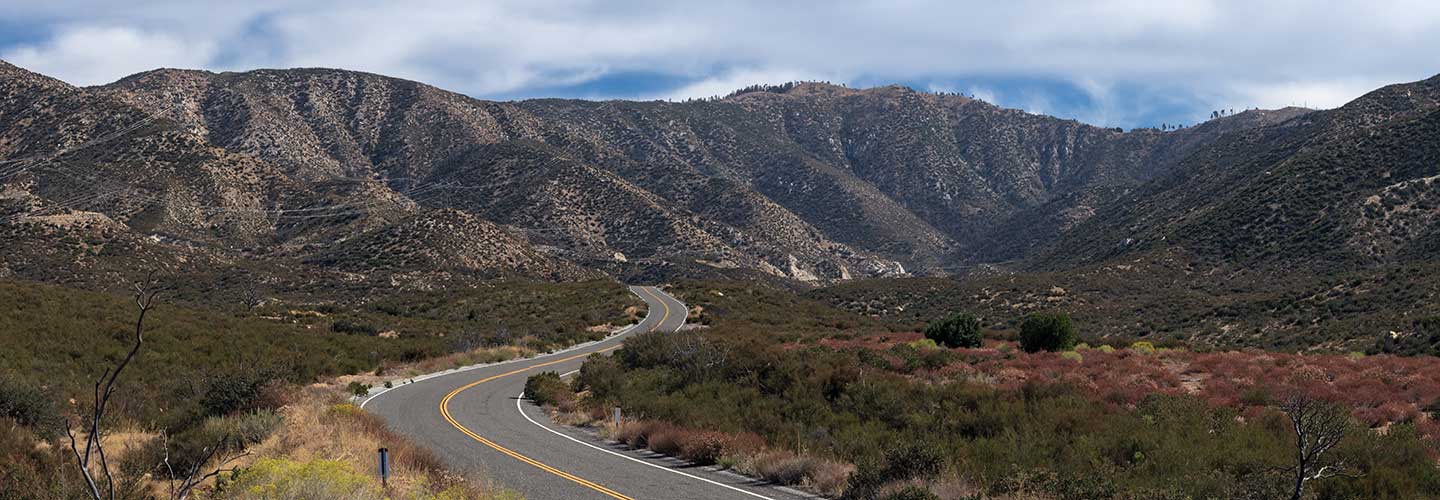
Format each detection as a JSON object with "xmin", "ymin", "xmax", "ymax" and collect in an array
[
  {"xmin": 552, "ymin": 409, "xmax": 598, "ymax": 427},
  {"xmin": 676, "ymin": 429, "xmax": 728, "ymax": 465},
  {"xmin": 801, "ymin": 459, "xmax": 855, "ymax": 498},
  {"xmin": 224, "ymin": 387, "xmax": 517, "ymax": 499},
  {"xmin": 738, "ymin": 450, "xmax": 812, "ymax": 485}
]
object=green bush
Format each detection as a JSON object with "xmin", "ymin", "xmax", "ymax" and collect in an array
[
  {"xmin": 201, "ymin": 370, "xmax": 283, "ymax": 418},
  {"xmin": 1018, "ymin": 313, "xmax": 1077, "ymax": 353},
  {"xmin": 1130, "ymin": 341, "xmax": 1156, "ymax": 354},
  {"xmin": 574, "ymin": 353, "xmax": 625, "ymax": 400},
  {"xmin": 907, "ymin": 338, "xmax": 940, "ymax": 350},
  {"xmin": 330, "ymin": 319, "xmax": 379, "ymax": 336},
  {"xmin": 0, "ymin": 377, "xmax": 61, "ymax": 438},
  {"xmin": 524, "ymin": 372, "xmax": 571, "ymax": 408},
  {"xmin": 924, "ymin": 312, "xmax": 983, "ymax": 348},
  {"xmin": 850, "ymin": 442, "xmax": 946, "ymax": 496},
  {"xmin": 1061, "ymin": 351, "xmax": 1084, "ymax": 363}
]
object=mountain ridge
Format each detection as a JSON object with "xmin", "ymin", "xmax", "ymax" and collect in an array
[{"xmin": 14, "ymin": 60, "xmax": 1435, "ymax": 300}]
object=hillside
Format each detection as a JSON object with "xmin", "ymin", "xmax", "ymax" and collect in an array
[
  {"xmin": 807, "ymin": 75, "xmax": 1440, "ymax": 349},
  {"xmin": 92, "ymin": 66, "xmax": 1305, "ymax": 281},
  {"xmin": 0, "ymin": 61, "xmax": 592, "ymax": 294},
  {"xmin": 7, "ymin": 60, "xmax": 1440, "ymax": 340},
  {"xmin": 1035, "ymin": 75, "xmax": 1440, "ymax": 271}
]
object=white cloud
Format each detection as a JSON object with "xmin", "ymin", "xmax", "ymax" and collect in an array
[
  {"xmin": 966, "ymin": 86, "xmax": 1000, "ymax": 105},
  {"xmin": 2, "ymin": 26, "xmax": 214, "ymax": 86},
  {"xmin": 652, "ymin": 68, "xmax": 839, "ymax": 101},
  {"xmin": 2, "ymin": 0, "xmax": 1439, "ymax": 125},
  {"xmin": 1228, "ymin": 78, "xmax": 1402, "ymax": 110}
]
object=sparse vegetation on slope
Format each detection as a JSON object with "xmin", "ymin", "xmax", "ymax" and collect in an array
[
  {"xmin": 558, "ymin": 290, "xmax": 1440, "ymax": 499},
  {"xmin": 810, "ymin": 253, "xmax": 1440, "ymax": 351},
  {"xmin": 0, "ymin": 276, "xmax": 636, "ymax": 498}
]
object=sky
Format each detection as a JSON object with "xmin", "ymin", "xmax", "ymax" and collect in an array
[{"xmin": 1, "ymin": 0, "xmax": 1437, "ymax": 129}]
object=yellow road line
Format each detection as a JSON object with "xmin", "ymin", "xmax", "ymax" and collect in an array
[{"xmin": 437, "ymin": 286, "xmax": 672, "ymax": 500}]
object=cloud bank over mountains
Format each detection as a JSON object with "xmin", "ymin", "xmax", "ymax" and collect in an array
[{"xmin": 2, "ymin": 0, "xmax": 1436, "ymax": 127}]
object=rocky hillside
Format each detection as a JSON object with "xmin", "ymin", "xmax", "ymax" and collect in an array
[
  {"xmin": 1036, "ymin": 74, "xmax": 1440, "ymax": 272},
  {"xmin": 0, "ymin": 61, "xmax": 591, "ymax": 292},
  {"xmin": 92, "ymin": 66, "xmax": 1308, "ymax": 281},
  {"xmin": 19, "ymin": 60, "xmax": 1431, "ymax": 294}
]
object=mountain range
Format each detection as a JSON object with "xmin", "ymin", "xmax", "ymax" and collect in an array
[{"xmin": 2, "ymin": 60, "xmax": 1437, "ymax": 304}]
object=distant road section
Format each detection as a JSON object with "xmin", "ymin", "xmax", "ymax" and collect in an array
[{"xmin": 364, "ymin": 286, "xmax": 812, "ymax": 500}]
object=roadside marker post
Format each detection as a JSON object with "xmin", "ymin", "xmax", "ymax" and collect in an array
[
  {"xmin": 378, "ymin": 447, "xmax": 390, "ymax": 488},
  {"xmin": 613, "ymin": 407, "xmax": 622, "ymax": 425}
]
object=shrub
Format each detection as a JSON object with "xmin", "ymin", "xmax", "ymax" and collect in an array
[
  {"xmin": 1239, "ymin": 386, "xmax": 1272, "ymax": 406},
  {"xmin": 1098, "ymin": 345, "xmax": 1116, "ymax": 353},
  {"xmin": 924, "ymin": 313, "xmax": 983, "ymax": 348},
  {"xmin": 805, "ymin": 459, "xmax": 855, "ymax": 497},
  {"xmin": 0, "ymin": 377, "xmax": 61, "ymax": 438},
  {"xmin": 907, "ymin": 338, "xmax": 940, "ymax": 350},
  {"xmin": 614, "ymin": 420, "xmax": 665, "ymax": 449},
  {"xmin": 1018, "ymin": 313, "xmax": 1077, "ymax": 353},
  {"xmin": 850, "ymin": 442, "xmax": 946, "ymax": 496},
  {"xmin": 646, "ymin": 424, "xmax": 685, "ymax": 456},
  {"xmin": 723, "ymin": 432, "xmax": 768, "ymax": 459},
  {"xmin": 201, "ymin": 370, "xmax": 284, "ymax": 418},
  {"xmin": 678, "ymin": 430, "xmax": 729, "ymax": 465},
  {"xmin": 0, "ymin": 417, "xmax": 91, "ymax": 500},
  {"xmin": 574, "ymin": 354, "xmax": 625, "ymax": 399},
  {"xmin": 346, "ymin": 382, "xmax": 371, "ymax": 397},
  {"xmin": 749, "ymin": 451, "xmax": 814, "ymax": 485},
  {"xmin": 1061, "ymin": 351, "xmax": 1084, "ymax": 363},
  {"xmin": 524, "ymin": 372, "xmax": 573, "ymax": 409},
  {"xmin": 1130, "ymin": 341, "xmax": 1156, "ymax": 355},
  {"xmin": 330, "ymin": 319, "xmax": 379, "ymax": 336},
  {"xmin": 1424, "ymin": 399, "xmax": 1440, "ymax": 421},
  {"xmin": 883, "ymin": 485, "xmax": 941, "ymax": 500}
]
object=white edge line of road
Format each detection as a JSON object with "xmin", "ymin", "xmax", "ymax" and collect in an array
[
  {"xmin": 516, "ymin": 387, "xmax": 791, "ymax": 500},
  {"xmin": 547, "ymin": 370, "xmax": 818, "ymax": 500},
  {"xmin": 358, "ymin": 286, "xmax": 656, "ymax": 409}
]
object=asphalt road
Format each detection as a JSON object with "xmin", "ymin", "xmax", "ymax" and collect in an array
[{"xmin": 364, "ymin": 285, "xmax": 813, "ymax": 500}]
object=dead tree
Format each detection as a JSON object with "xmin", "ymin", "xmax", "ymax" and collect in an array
[
  {"xmin": 1280, "ymin": 393, "xmax": 1352, "ymax": 500},
  {"xmin": 65, "ymin": 273, "xmax": 165, "ymax": 500},
  {"xmin": 65, "ymin": 273, "xmax": 247, "ymax": 500},
  {"xmin": 240, "ymin": 279, "xmax": 263, "ymax": 311}
]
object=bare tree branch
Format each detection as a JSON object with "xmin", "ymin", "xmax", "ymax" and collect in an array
[
  {"xmin": 65, "ymin": 272, "xmax": 167, "ymax": 500},
  {"xmin": 168, "ymin": 433, "xmax": 249, "ymax": 500},
  {"xmin": 1281, "ymin": 393, "xmax": 1354, "ymax": 500},
  {"xmin": 65, "ymin": 422, "xmax": 102, "ymax": 500},
  {"xmin": 239, "ymin": 275, "xmax": 263, "ymax": 312}
]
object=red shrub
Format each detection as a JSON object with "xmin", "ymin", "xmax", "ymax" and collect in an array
[{"xmin": 678, "ymin": 430, "xmax": 730, "ymax": 465}]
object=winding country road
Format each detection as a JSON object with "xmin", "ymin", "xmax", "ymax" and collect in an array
[{"xmin": 363, "ymin": 285, "xmax": 813, "ymax": 500}]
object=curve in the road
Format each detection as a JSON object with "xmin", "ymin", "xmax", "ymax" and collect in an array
[
  {"xmin": 440, "ymin": 344, "xmax": 633, "ymax": 499},
  {"xmin": 364, "ymin": 286, "xmax": 809, "ymax": 500},
  {"xmin": 431, "ymin": 286, "xmax": 676, "ymax": 498}
]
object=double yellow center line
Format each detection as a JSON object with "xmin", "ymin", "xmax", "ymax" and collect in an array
[{"xmin": 437, "ymin": 287, "xmax": 672, "ymax": 500}]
